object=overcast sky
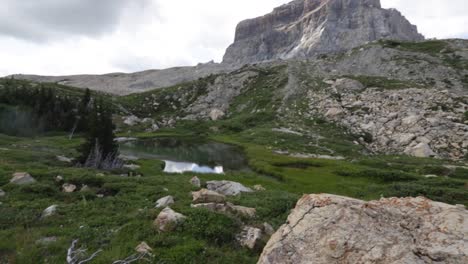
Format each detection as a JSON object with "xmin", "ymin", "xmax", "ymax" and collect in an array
[{"xmin": 0, "ymin": 0, "xmax": 466, "ymax": 77}]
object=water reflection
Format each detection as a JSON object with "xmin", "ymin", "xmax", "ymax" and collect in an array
[
  {"xmin": 164, "ymin": 160, "xmax": 224, "ymax": 174},
  {"xmin": 120, "ymin": 137, "xmax": 248, "ymax": 173}
]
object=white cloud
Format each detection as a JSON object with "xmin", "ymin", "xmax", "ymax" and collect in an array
[
  {"xmin": 381, "ymin": 0, "xmax": 468, "ymax": 39},
  {"xmin": 0, "ymin": 0, "xmax": 466, "ymax": 77}
]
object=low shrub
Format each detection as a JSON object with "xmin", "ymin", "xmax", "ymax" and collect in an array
[
  {"xmin": 180, "ymin": 209, "xmax": 240, "ymax": 246},
  {"xmin": 336, "ymin": 169, "xmax": 418, "ymax": 182}
]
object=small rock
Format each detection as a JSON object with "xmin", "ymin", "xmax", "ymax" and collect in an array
[
  {"xmin": 62, "ymin": 183, "xmax": 77, "ymax": 193},
  {"xmin": 206, "ymin": 181, "xmax": 253, "ymax": 196},
  {"xmin": 41, "ymin": 205, "xmax": 58, "ymax": 218},
  {"xmin": 192, "ymin": 189, "xmax": 226, "ymax": 204},
  {"xmin": 56, "ymin": 155, "xmax": 73, "ymax": 163},
  {"xmin": 124, "ymin": 164, "xmax": 141, "ymax": 170},
  {"xmin": 263, "ymin": 223, "xmax": 275, "ymax": 236},
  {"xmin": 237, "ymin": 226, "xmax": 264, "ymax": 250},
  {"xmin": 150, "ymin": 123, "xmax": 160, "ymax": 132},
  {"xmin": 190, "ymin": 176, "xmax": 201, "ymax": 188},
  {"xmin": 404, "ymin": 142, "xmax": 437, "ymax": 158},
  {"xmin": 135, "ymin": 242, "xmax": 152, "ymax": 254},
  {"xmin": 253, "ymin": 185, "xmax": 266, "ymax": 191},
  {"xmin": 0, "ymin": 189, "xmax": 5, "ymax": 197},
  {"xmin": 209, "ymin": 109, "xmax": 225, "ymax": 121},
  {"xmin": 231, "ymin": 205, "xmax": 257, "ymax": 218},
  {"xmin": 10, "ymin": 172, "xmax": 36, "ymax": 185},
  {"xmin": 155, "ymin": 195, "xmax": 175, "ymax": 208},
  {"xmin": 35, "ymin": 236, "xmax": 58, "ymax": 245},
  {"xmin": 325, "ymin": 107, "xmax": 344, "ymax": 118},
  {"xmin": 424, "ymin": 174, "xmax": 438, "ymax": 178},
  {"xmin": 153, "ymin": 207, "xmax": 186, "ymax": 232},
  {"xmin": 123, "ymin": 115, "xmax": 141, "ymax": 126},
  {"xmin": 55, "ymin": 175, "xmax": 64, "ymax": 182},
  {"xmin": 191, "ymin": 202, "xmax": 256, "ymax": 218}
]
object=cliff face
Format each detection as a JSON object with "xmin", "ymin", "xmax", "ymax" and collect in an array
[{"xmin": 223, "ymin": 0, "xmax": 424, "ymax": 65}]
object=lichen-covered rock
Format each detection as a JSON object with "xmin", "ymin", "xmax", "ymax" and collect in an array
[
  {"xmin": 258, "ymin": 194, "xmax": 468, "ymax": 264},
  {"xmin": 209, "ymin": 109, "xmax": 225, "ymax": 121},
  {"xmin": 237, "ymin": 226, "xmax": 264, "ymax": 250},
  {"xmin": 155, "ymin": 195, "xmax": 175, "ymax": 208},
  {"xmin": 192, "ymin": 189, "xmax": 226, "ymax": 204},
  {"xmin": 135, "ymin": 242, "xmax": 152, "ymax": 254},
  {"xmin": 190, "ymin": 176, "xmax": 201, "ymax": 188},
  {"xmin": 41, "ymin": 205, "xmax": 58, "ymax": 218},
  {"xmin": 223, "ymin": 0, "xmax": 424, "ymax": 65},
  {"xmin": 206, "ymin": 181, "xmax": 253, "ymax": 196},
  {"xmin": 253, "ymin": 185, "xmax": 266, "ymax": 191},
  {"xmin": 153, "ymin": 207, "xmax": 186, "ymax": 232},
  {"xmin": 191, "ymin": 202, "xmax": 256, "ymax": 218},
  {"xmin": 405, "ymin": 142, "xmax": 437, "ymax": 158},
  {"xmin": 10, "ymin": 172, "xmax": 36, "ymax": 185},
  {"xmin": 62, "ymin": 183, "xmax": 77, "ymax": 193}
]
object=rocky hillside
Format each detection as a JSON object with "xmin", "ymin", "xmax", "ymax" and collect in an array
[
  {"xmin": 223, "ymin": 0, "xmax": 424, "ymax": 65},
  {"xmin": 118, "ymin": 39, "xmax": 468, "ymax": 160}
]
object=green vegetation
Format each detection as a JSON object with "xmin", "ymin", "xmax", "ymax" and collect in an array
[
  {"xmin": 380, "ymin": 39, "xmax": 449, "ymax": 55},
  {"xmin": 378, "ymin": 39, "xmax": 468, "ymax": 70},
  {"xmin": 345, "ymin": 75, "xmax": 424, "ymax": 90}
]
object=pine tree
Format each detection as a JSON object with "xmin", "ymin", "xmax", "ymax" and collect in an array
[
  {"xmin": 78, "ymin": 98, "xmax": 120, "ymax": 169},
  {"xmin": 77, "ymin": 88, "xmax": 91, "ymax": 131}
]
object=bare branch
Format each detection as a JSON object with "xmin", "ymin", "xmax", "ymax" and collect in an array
[
  {"xmin": 66, "ymin": 239, "xmax": 102, "ymax": 264},
  {"xmin": 112, "ymin": 252, "xmax": 152, "ymax": 264},
  {"xmin": 78, "ymin": 249, "xmax": 103, "ymax": 264}
]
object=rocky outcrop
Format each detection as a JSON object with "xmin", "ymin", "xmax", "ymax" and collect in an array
[
  {"xmin": 10, "ymin": 172, "xmax": 36, "ymax": 185},
  {"xmin": 206, "ymin": 181, "xmax": 253, "ymax": 196},
  {"xmin": 258, "ymin": 194, "xmax": 468, "ymax": 264},
  {"xmin": 307, "ymin": 82, "xmax": 468, "ymax": 159},
  {"xmin": 223, "ymin": 0, "xmax": 424, "ymax": 65}
]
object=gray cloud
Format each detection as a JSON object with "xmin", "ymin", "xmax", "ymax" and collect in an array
[{"xmin": 0, "ymin": 0, "xmax": 145, "ymax": 42}]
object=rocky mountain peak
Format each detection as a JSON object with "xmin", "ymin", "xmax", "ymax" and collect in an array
[{"xmin": 223, "ymin": 0, "xmax": 424, "ymax": 65}]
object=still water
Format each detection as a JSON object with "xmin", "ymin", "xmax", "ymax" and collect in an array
[{"xmin": 120, "ymin": 137, "xmax": 248, "ymax": 174}]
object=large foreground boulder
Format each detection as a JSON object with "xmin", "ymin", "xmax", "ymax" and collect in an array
[{"xmin": 258, "ymin": 194, "xmax": 468, "ymax": 264}]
